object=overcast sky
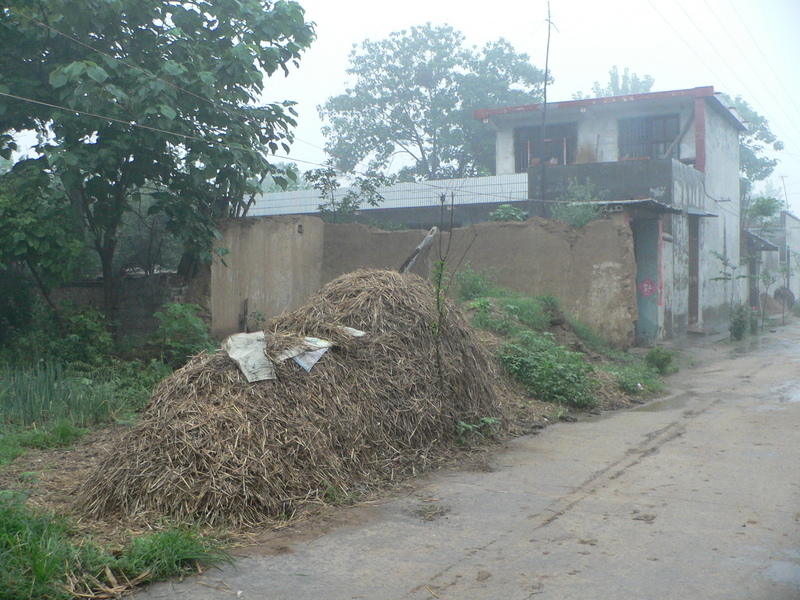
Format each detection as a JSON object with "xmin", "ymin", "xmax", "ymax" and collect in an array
[{"xmin": 267, "ymin": 0, "xmax": 800, "ymax": 212}]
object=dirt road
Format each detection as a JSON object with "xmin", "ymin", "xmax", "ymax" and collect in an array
[{"xmin": 138, "ymin": 323, "xmax": 800, "ymax": 600}]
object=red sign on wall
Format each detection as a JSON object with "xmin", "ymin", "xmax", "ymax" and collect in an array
[{"xmin": 638, "ymin": 277, "xmax": 657, "ymax": 298}]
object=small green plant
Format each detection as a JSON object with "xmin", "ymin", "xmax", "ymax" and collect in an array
[
  {"xmin": 456, "ymin": 416, "xmax": 501, "ymax": 444},
  {"xmin": 611, "ymin": 363, "xmax": 664, "ymax": 395},
  {"xmin": 503, "ymin": 298, "xmax": 550, "ymax": 331},
  {"xmin": 150, "ymin": 303, "xmax": 215, "ymax": 368},
  {"xmin": 472, "ymin": 308, "xmax": 520, "ymax": 337},
  {"xmin": 500, "ymin": 331, "xmax": 597, "ymax": 408},
  {"xmin": 644, "ymin": 346, "xmax": 676, "ymax": 375},
  {"xmin": 729, "ymin": 304, "xmax": 749, "ymax": 340},
  {"xmin": 550, "ymin": 178, "xmax": 605, "ymax": 228},
  {"xmin": 455, "ymin": 263, "xmax": 495, "ymax": 301},
  {"xmin": 488, "ymin": 204, "xmax": 527, "ymax": 222}
]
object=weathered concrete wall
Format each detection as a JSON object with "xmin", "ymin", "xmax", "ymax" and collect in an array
[
  {"xmin": 53, "ymin": 274, "xmax": 195, "ymax": 341},
  {"xmin": 449, "ymin": 218, "xmax": 636, "ymax": 348},
  {"xmin": 209, "ymin": 216, "xmax": 324, "ymax": 338},
  {"xmin": 322, "ymin": 224, "xmax": 433, "ymax": 282},
  {"xmin": 319, "ymin": 219, "xmax": 636, "ymax": 348}
]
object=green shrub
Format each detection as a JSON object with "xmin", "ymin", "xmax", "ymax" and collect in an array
[
  {"xmin": 455, "ymin": 263, "xmax": 495, "ymax": 301},
  {"xmin": 0, "ymin": 268, "xmax": 34, "ymax": 346},
  {"xmin": 644, "ymin": 346, "xmax": 676, "ymax": 375},
  {"xmin": 488, "ymin": 204, "xmax": 527, "ymax": 222},
  {"xmin": 729, "ymin": 304, "xmax": 749, "ymax": 340},
  {"xmin": 59, "ymin": 301, "xmax": 115, "ymax": 364},
  {"xmin": 0, "ymin": 300, "xmax": 113, "ymax": 366},
  {"xmin": 500, "ymin": 332, "xmax": 597, "ymax": 408},
  {"xmin": 150, "ymin": 303, "xmax": 215, "ymax": 368}
]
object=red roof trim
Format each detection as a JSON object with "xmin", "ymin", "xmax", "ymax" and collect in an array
[{"xmin": 473, "ymin": 86, "xmax": 717, "ymax": 121}]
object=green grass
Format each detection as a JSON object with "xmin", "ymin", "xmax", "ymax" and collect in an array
[
  {"xmin": 0, "ymin": 363, "xmax": 115, "ymax": 427},
  {"xmin": 0, "ymin": 358, "xmax": 171, "ymax": 427},
  {"xmin": 502, "ymin": 297, "xmax": 551, "ymax": 331},
  {"xmin": 606, "ymin": 362, "xmax": 665, "ymax": 395},
  {"xmin": 0, "ymin": 421, "xmax": 88, "ymax": 468},
  {"xmin": 0, "ymin": 499, "xmax": 232, "ymax": 600}
]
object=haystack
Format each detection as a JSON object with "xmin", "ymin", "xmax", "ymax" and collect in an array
[{"xmin": 78, "ymin": 269, "xmax": 508, "ymax": 527}]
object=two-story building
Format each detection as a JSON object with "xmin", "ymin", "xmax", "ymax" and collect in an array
[{"xmin": 475, "ymin": 86, "xmax": 747, "ymax": 345}]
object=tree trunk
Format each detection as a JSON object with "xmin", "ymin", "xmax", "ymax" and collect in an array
[{"xmin": 100, "ymin": 241, "xmax": 117, "ymax": 327}]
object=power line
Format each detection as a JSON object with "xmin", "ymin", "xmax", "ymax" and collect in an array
[
  {"xmin": 642, "ymin": 0, "xmax": 800, "ymax": 201},
  {"xmin": 0, "ymin": 90, "xmax": 325, "ymax": 169},
  {"xmin": 699, "ymin": 0, "xmax": 800, "ymax": 139},
  {"xmin": 724, "ymin": 0, "xmax": 800, "ymax": 119}
]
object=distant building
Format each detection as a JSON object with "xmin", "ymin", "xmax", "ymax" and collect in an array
[{"xmin": 475, "ymin": 86, "xmax": 746, "ymax": 344}]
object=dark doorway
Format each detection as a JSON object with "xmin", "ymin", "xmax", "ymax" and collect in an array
[
  {"xmin": 688, "ymin": 216, "xmax": 700, "ymax": 326},
  {"xmin": 631, "ymin": 218, "xmax": 660, "ymax": 346}
]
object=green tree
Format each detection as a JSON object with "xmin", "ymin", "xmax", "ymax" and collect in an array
[
  {"xmin": 319, "ymin": 24, "xmax": 547, "ymax": 180},
  {"xmin": 572, "ymin": 66, "xmax": 655, "ymax": 99},
  {"xmin": 305, "ymin": 160, "xmax": 391, "ymax": 223},
  {"xmin": 0, "ymin": 159, "xmax": 84, "ymax": 307},
  {"xmin": 721, "ymin": 94, "xmax": 784, "ymax": 199},
  {"xmin": 744, "ymin": 195, "xmax": 782, "ymax": 236},
  {"xmin": 0, "ymin": 0, "xmax": 314, "ymax": 320}
]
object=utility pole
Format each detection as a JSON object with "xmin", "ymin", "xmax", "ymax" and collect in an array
[
  {"xmin": 537, "ymin": 1, "xmax": 552, "ymax": 216},
  {"xmin": 780, "ymin": 175, "xmax": 789, "ymax": 210}
]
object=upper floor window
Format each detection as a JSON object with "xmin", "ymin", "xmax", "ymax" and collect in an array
[
  {"xmin": 618, "ymin": 114, "xmax": 680, "ymax": 160},
  {"xmin": 514, "ymin": 123, "xmax": 578, "ymax": 173}
]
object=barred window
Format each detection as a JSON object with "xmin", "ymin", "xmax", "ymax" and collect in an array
[{"xmin": 618, "ymin": 115, "xmax": 680, "ymax": 160}]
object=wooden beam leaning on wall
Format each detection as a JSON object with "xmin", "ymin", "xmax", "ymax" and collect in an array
[{"xmin": 399, "ymin": 227, "xmax": 439, "ymax": 274}]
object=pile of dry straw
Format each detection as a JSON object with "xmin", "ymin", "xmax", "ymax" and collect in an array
[{"xmin": 78, "ymin": 269, "xmax": 508, "ymax": 527}]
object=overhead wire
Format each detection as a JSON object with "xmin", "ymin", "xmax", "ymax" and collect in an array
[
  {"xmin": 698, "ymin": 0, "xmax": 800, "ymax": 139},
  {"xmin": 643, "ymin": 0, "xmax": 800, "ymax": 207}
]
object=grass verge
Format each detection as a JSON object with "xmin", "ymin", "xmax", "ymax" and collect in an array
[{"xmin": 0, "ymin": 499, "xmax": 231, "ymax": 600}]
